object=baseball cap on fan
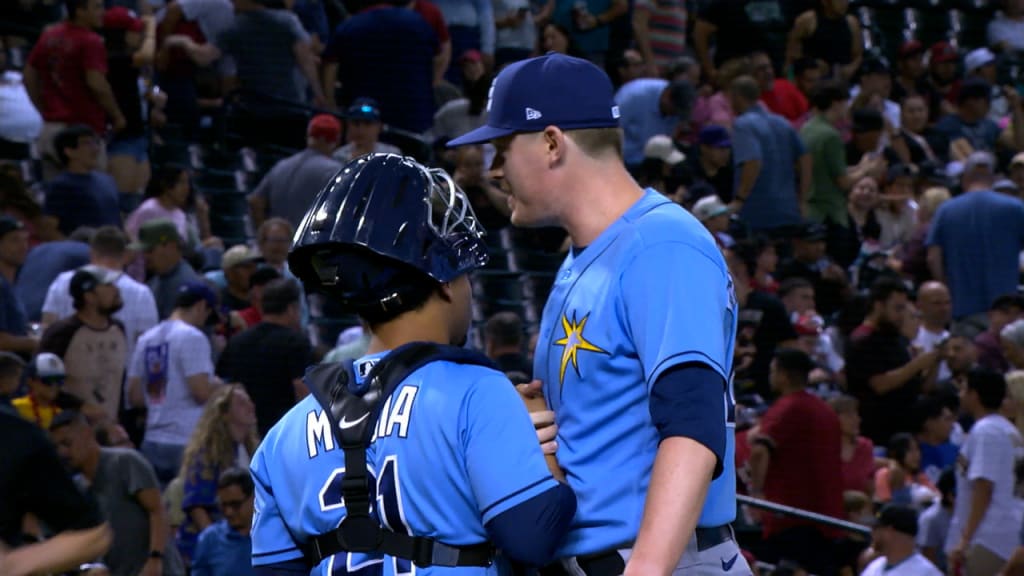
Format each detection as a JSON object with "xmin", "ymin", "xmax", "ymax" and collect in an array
[
  {"xmin": 447, "ymin": 52, "xmax": 620, "ymax": 147},
  {"xmin": 103, "ymin": 6, "xmax": 144, "ymax": 32}
]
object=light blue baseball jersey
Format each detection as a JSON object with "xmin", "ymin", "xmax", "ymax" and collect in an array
[
  {"xmin": 251, "ymin": 351, "xmax": 559, "ymax": 575},
  {"xmin": 533, "ymin": 189, "xmax": 738, "ymax": 557}
]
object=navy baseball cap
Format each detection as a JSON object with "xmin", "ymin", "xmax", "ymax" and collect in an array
[
  {"xmin": 699, "ymin": 125, "xmax": 731, "ymax": 148},
  {"xmin": 346, "ymin": 98, "xmax": 382, "ymax": 122},
  {"xmin": 447, "ymin": 52, "xmax": 620, "ymax": 147}
]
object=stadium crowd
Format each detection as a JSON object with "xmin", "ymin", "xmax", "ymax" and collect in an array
[{"xmin": 3, "ymin": 0, "xmax": 1024, "ymax": 574}]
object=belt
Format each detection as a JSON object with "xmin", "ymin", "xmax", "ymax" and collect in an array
[{"xmin": 575, "ymin": 525, "xmax": 734, "ymax": 576}]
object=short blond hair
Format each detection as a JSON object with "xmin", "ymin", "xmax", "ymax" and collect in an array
[
  {"xmin": 919, "ymin": 187, "xmax": 951, "ymax": 219},
  {"xmin": 565, "ymin": 127, "xmax": 624, "ymax": 160}
]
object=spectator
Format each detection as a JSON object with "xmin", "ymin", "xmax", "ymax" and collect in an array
[
  {"xmin": 249, "ymin": 114, "xmax": 344, "ymax": 231},
  {"xmin": 127, "ymin": 282, "xmax": 222, "ymax": 485},
  {"xmin": 942, "ymin": 331, "xmax": 979, "ymax": 392},
  {"xmin": 779, "ymin": 277, "xmax": 815, "ymax": 321},
  {"xmin": 216, "ymin": 279, "xmax": 311, "ymax": 436},
  {"xmin": 23, "ymin": 0, "xmax": 125, "ymax": 181},
  {"xmin": 0, "ymin": 404, "xmax": 112, "ymax": 576},
  {"xmin": 946, "ymin": 369, "xmax": 1022, "ymax": 575},
  {"xmin": 44, "ymin": 125, "xmax": 121, "ymax": 236},
  {"xmin": 39, "ymin": 265, "xmax": 127, "ymax": 422},
  {"xmin": 190, "ymin": 468, "xmax": 256, "ymax": 576},
  {"xmin": 453, "ymin": 144, "xmax": 511, "ymax": 229},
  {"xmin": 609, "ymin": 48, "xmax": 647, "ymax": 88},
  {"xmin": 751, "ymin": 50, "xmax": 807, "ymax": 124},
  {"xmin": 175, "ymin": 385, "xmax": 257, "ymax": 564},
  {"xmin": 801, "ymin": 80, "xmax": 883, "ymax": 230},
  {"xmin": 918, "ymin": 469, "xmax": 956, "ymax": 573},
  {"xmin": 236, "ymin": 267, "xmax": 281, "ymax": 328},
  {"xmin": 493, "ymin": 0, "xmax": 537, "ymax": 69},
  {"xmin": 538, "ymin": 21, "xmax": 581, "ymax": 57},
  {"xmin": 930, "ymin": 78, "xmax": 1006, "ymax": 162},
  {"xmin": 0, "ymin": 216, "xmax": 36, "ymax": 355},
  {"xmin": 900, "ymin": 186, "xmax": 950, "ymax": 285},
  {"xmin": 631, "ymin": 0, "xmax": 687, "ymax": 77},
  {"xmin": 685, "ymin": 125, "xmax": 734, "ymax": 204},
  {"xmin": 776, "ymin": 222, "xmax": 849, "ymax": 318},
  {"xmin": 914, "ymin": 281, "xmax": 952, "ymax": 377},
  {"xmin": 846, "ymin": 108, "xmax": 900, "ymax": 171},
  {"xmin": 989, "ymin": 0, "xmax": 1024, "ymax": 53},
  {"xmin": 728, "ymin": 75, "xmax": 811, "ymax": 234},
  {"xmin": 895, "ymin": 94, "xmax": 938, "ymax": 167},
  {"xmin": 432, "ymin": 69, "xmax": 491, "ymax": 141},
  {"xmin": 846, "ymin": 278, "xmax": 941, "ymax": 446},
  {"xmin": 963, "ymin": 48, "xmax": 1009, "ymax": 123},
  {"xmin": 913, "ymin": 395, "xmax": 957, "ymax": 485},
  {"xmin": 217, "ymin": 245, "xmax": 260, "ymax": 312},
  {"xmin": 928, "ymin": 42, "xmax": 960, "ymax": 118},
  {"xmin": 861, "ymin": 504, "xmax": 942, "ymax": 576},
  {"xmin": 1012, "ymin": 152, "xmax": 1024, "ymax": 193},
  {"xmin": 692, "ymin": 0, "xmax": 787, "ymax": 84},
  {"xmin": 217, "ymin": 0, "xmax": 326, "ymax": 145},
  {"xmin": 974, "ymin": 295, "xmax": 1024, "ymax": 374},
  {"xmin": 41, "ymin": 226, "xmax": 158, "ymax": 365},
  {"xmin": 692, "ymin": 195, "xmax": 733, "ymax": 249},
  {"xmin": 433, "ymin": 0, "xmax": 494, "ymax": 82},
  {"xmin": 126, "ymin": 165, "xmax": 197, "ymax": 250},
  {"xmin": 50, "ymin": 410, "xmax": 183, "ymax": 576},
  {"xmin": 725, "ymin": 245, "xmax": 798, "ymax": 397},
  {"xmin": 0, "ymin": 351, "xmax": 25, "ymax": 405},
  {"xmin": 483, "ymin": 311, "xmax": 530, "ymax": 382},
  {"xmin": 323, "ymin": 0, "xmax": 438, "ymax": 134},
  {"xmin": 927, "ymin": 152, "xmax": 1024, "ymax": 334},
  {"xmin": 876, "ymin": 164, "xmax": 918, "ymax": 249},
  {"xmin": 792, "ymin": 57, "xmax": 823, "ymax": 101},
  {"xmin": 551, "ymin": 0, "xmax": 627, "ymax": 67},
  {"xmin": 0, "ymin": 169, "xmax": 60, "ymax": 246},
  {"xmin": 786, "ymin": 0, "xmax": 862, "ymax": 82},
  {"xmin": 1000, "ymin": 319, "xmax": 1024, "ymax": 371},
  {"xmin": 749, "ymin": 348, "xmax": 843, "ymax": 575},
  {"xmin": 690, "ymin": 57, "xmax": 749, "ymax": 133},
  {"xmin": 830, "ymin": 395, "xmax": 875, "ymax": 496},
  {"xmin": 332, "ymin": 99, "xmax": 402, "ymax": 163},
  {"xmin": 851, "ymin": 56, "xmax": 901, "ymax": 131},
  {"xmin": 134, "ymin": 219, "xmax": 201, "ymax": 319},
  {"xmin": 102, "ymin": 6, "xmax": 156, "ymax": 204},
  {"xmin": 891, "ymin": 41, "xmax": 936, "ymax": 111},
  {"xmin": 735, "ymin": 235, "xmax": 778, "ymax": 294},
  {"xmin": 11, "ymin": 353, "xmax": 81, "ymax": 430},
  {"xmin": 0, "ymin": 48, "xmax": 43, "ymax": 150},
  {"xmin": 614, "ymin": 76, "xmax": 693, "ymax": 169},
  {"xmin": 14, "ymin": 229, "xmax": 92, "ymax": 322},
  {"xmin": 873, "ymin": 433, "xmax": 939, "ymax": 507}
]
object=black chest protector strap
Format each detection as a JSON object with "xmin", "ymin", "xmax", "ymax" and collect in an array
[{"xmin": 303, "ymin": 342, "xmax": 497, "ymax": 568}]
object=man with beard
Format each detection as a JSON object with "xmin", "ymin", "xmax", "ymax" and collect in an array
[
  {"xmin": 39, "ymin": 265, "xmax": 126, "ymax": 424},
  {"xmin": 845, "ymin": 277, "xmax": 941, "ymax": 446}
]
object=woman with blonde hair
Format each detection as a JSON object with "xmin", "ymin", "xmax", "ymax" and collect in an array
[
  {"xmin": 173, "ymin": 384, "xmax": 257, "ymax": 565},
  {"xmin": 901, "ymin": 186, "xmax": 951, "ymax": 284}
]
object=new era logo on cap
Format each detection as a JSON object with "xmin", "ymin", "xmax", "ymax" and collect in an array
[{"xmin": 448, "ymin": 53, "xmax": 620, "ymax": 147}]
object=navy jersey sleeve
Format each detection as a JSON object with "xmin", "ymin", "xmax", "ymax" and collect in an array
[
  {"xmin": 620, "ymin": 241, "xmax": 736, "ymax": 387},
  {"xmin": 460, "ymin": 371, "xmax": 560, "ymax": 524}
]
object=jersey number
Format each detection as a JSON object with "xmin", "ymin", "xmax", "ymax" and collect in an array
[{"xmin": 318, "ymin": 458, "xmax": 414, "ymax": 575}]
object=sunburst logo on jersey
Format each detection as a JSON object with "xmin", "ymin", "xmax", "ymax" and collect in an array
[{"xmin": 555, "ymin": 311, "xmax": 608, "ymax": 386}]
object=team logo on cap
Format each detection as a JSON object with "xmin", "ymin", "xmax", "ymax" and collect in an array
[
  {"xmin": 611, "ymin": 105, "xmax": 620, "ymax": 119},
  {"xmin": 525, "ymin": 108, "xmax": 543, "ymax": 121}
]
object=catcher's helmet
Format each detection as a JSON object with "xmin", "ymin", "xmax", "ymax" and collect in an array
[{"xmin": 288, "ymin": 153, "xmax": 488, "ymax": 312}]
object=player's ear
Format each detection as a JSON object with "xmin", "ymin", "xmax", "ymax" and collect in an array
[
  {"xmin": 543, "ymin": 126, "xmax": 566, "ymax": 166},
  {"xmin": 438, "ymin": 281, "xmax": 454, "ymax": 304}
]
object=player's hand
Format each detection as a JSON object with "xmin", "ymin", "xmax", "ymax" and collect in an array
[
  {"xmin": 516, "ymin": 379, "xmax": 543, "ymax": 399},
  {"xmin": 532, "ymin": 410, "xmax": 558, "ymax": 455}
]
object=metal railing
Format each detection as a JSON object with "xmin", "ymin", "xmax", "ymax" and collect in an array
[{"xmin": 737, "ymin": 494, "xmax": 873, "ymax": 537}]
